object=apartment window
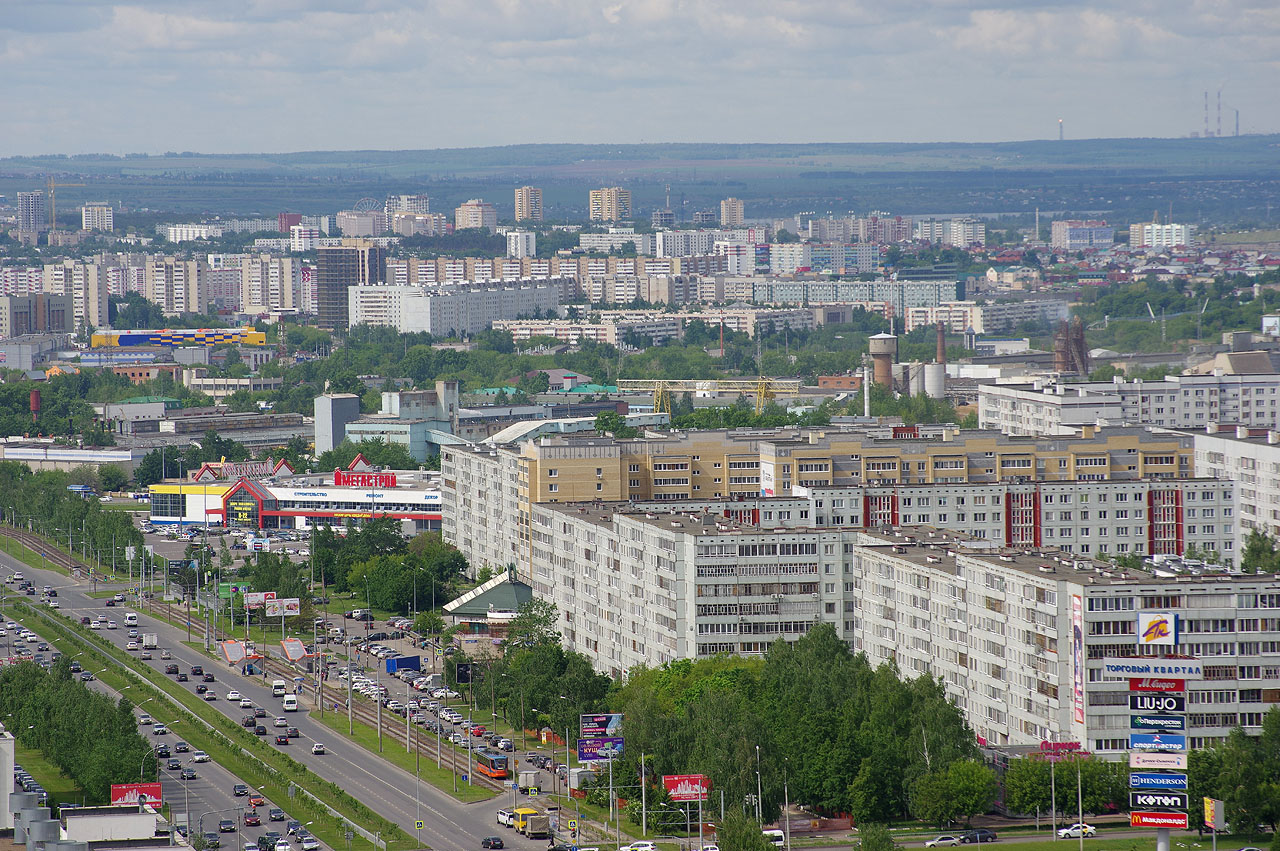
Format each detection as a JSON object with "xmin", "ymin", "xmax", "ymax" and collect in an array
[
  {"xmin": 629, "ymin": 464, "xmax": 640, "ymax": 473},
  {"xmin": 547, "ymin": 469, "xmax": 558, "ymax": 477},
  {"xmin": 596, "ymin": 483, "xmax": 603, "ymax": 491},
  {"xmin": 548, "ymin": 483, "xmax": 559, "ymax": 493}
]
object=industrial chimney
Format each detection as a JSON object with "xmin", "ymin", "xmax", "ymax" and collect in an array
[{"xmin": 936, "ymin": 322, "xmax": 946, "ymax": 364}]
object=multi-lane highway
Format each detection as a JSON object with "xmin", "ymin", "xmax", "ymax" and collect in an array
[{"xmin": 0, "ymin": 549, "xmax": 563, "ymax": 851}]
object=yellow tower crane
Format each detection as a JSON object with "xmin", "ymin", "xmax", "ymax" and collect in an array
[
  {"xmin": 46, "ymin": 177, "xmax": 86, "ymax": 233},
  {"xmin": 616, "ymin": 378, "xmax": 803, "ymax": 416}
]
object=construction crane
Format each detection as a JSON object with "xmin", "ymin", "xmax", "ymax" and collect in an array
[
  {"xmin": 46, "ymin": 177, "xmax": 86, "ymax": 232},
  {"xmin": 616, "ymin": 378, "xmax": 803, "ymax": 416}
]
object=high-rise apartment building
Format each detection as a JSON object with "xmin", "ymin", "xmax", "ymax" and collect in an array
[
  {"xmin": 0, "ymin": 293, "xmax": 73, "ymax": 338},
  {"xmin": 315, "ymin": 239, "xmax": 386, "ymax": 330},
  {"xmin": 240, "ymin": 255, "xmax": 303, "ymax": 315},
  {"xmin": 506, "ymin": 231, "xmax": 537, "ymax": 259},
  {"xmin": 42, "ymin": 261, "xmax": 108, "ymax": 330},
  {"xmin": 514, "ymin": 186, "xmax": 543, "ymax": 222},
  {"xmin": 16, "ymin": 191, "xmax": 47, "ymax": 244},
  {"xmin": 81, "ymin": 204, "xmax": 114, "ymax": 232},
  {"xmin": 589, "ymin": 187, "xmax": 631, "ymax": 222},
  {"xmin": 1129, "ymin": 222, "xmax": 1196, "ymax": 249},
  {"xmin": 720, "ymin": 197, "xmax": 745, "ymax": 227},
  {"xmin": 385, "ymin": 194, "xmax": 431, "ymax": 215},
  {"xmin": 1050, "ymin": 220, "xmax": 1115, "ymax": 251},
  {"xmin": 454, "ymin": 199, "xmax": 498, "ymax": 231},
  {"xmin": 144, "ymin": 257, "xmax": 208, "ymax": 316},
  {"xmin": 946, "ymin": 217, "xmax": 987, "ymax": 248}
]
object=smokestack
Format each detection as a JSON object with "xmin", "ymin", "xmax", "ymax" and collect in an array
[
  {"xmin": 1053, "ymin": 321, "xmax": 1070, "ymax": 373},
  {"xmin": 936, "ymin": 322, "xmax": 946, "ymax": 364},
  {"xmin": 30, "ymin": 389, "xmax": 40, "ymax": 424}
]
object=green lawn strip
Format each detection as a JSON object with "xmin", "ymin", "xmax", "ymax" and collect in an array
[
  {"xmin": 8, "ymin": 603, "xmax": 415, "ymax": 851},
  {"xmin": 312, "ymin": 706, "xmax": 494, "ymax": 804},
  {"xmin": 99, "ymin": 502, "xmax": 149, "ymax": 511},
  {"xmin": 13, "ymin": 741, "xmax": 94, "ymax": 810},
  {"xmin": 0, "ymin": 533, "xmax": 69, "ymax": 576}
]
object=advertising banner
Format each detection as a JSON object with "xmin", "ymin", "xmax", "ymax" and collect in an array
[
  {"xmin": 111, "ymin": 782, "xmax": 163, "ymax": 805},
  {"xmin": 1102, "ymin": 658, "xmax": 1202, "ymax": 679},
  {"xmin": 580, "ymin": 713, "xmax": 624, "ymax": 738},
  {"xmin": 1129, "ymin": 733, "xmax": 1187, "ymax": 752},
  {"xmin": 1130, "ymin": 714, "xmax": 1186, "ymax": 731},
  {"xmin": 577, "ymin": 737, "xmax": 624, "ymax": 762},
  {"xmin": 1130, "ymin": 752, "xmax": 1189, "ymax": 770},
  {"xmin": 243, "ymin": 591, "xmax": 277, "ymax": 609},
  {"xmin": 1130, "ymin": 773, "xmax": 1188, "ymax": 790},
  {"xmin": 1137, "ymin": 612, "xmax": 1179, "ymax": 647},
  {"xmin": 1130, "ymin": 791, "xmax": 1189, "ymax": 810},
  {"xmin": 1129, "ymin": 677, "xmax": 1186, "ymax": 693},
  {"xmin": 1205, "ymin": 797, "xmax": 1225, "ymax": 830},
  {"xmin": 265, "ymin": 597, "xmax": 301, "ymax": 617},
  {"xmin": 663, "ymin": 774, "xmax": 711, "ymax": 802},
  {"xmin": 1130, "ymin": 693, "xmax": 1186, "ymax": 713},
  {"xmin": 1131, "ymin": 812, "xmax": 1189, "ymax": 829},
  {"xmin": 1072, "ymin": 595, "xmax": 1085, "ymax": 724}
]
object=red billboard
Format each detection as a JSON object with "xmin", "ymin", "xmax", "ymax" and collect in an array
[
  {"xmin": 111, "ymin": 782, "xmax": 163, "ymax": 805},
  {"xmin": 1131, "ymin": 811, "xmax": 1188, "ymax": 829},
  {"xmin": 1129, "ymin": 677, "xmax": 1186, "ymax": 692},
  {"xmin": 663, "ymin": 774, "xmax": 711, "ymax": 802}
]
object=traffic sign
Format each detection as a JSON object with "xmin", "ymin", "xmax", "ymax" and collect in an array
[
  {"xmin": 567, "ymin": 819, "xmax": 578, "ymax": 831},
  {"xmin": 529, "ymin": 788, "xmax": 539, "ymax": 796},
  {"xmin": 1131, "ymin": 791, "xmax": 1188, "ymax": 810},
  {"xmin": 415, "ymin": 821, "xmax": 424, "ymax": 831}
]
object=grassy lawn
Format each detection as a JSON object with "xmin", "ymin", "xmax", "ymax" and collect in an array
[
  {"xmin": 13, "ymin": 741, "xmax": 93, "ymax": 811},
  {"xmin": 99, "ymin": 502, "xmax": 150, "ymax": 512},
  {"xmin": 0, "ymin": 534, "xmax": 69, "ymax": 576},
  {"xmin": 1214, "ymin": 229, "xmax": 1280, "ymax": 244},
  {"xmin": 312, "ymin": 705, "xmax": 495, "ymax": 803}
]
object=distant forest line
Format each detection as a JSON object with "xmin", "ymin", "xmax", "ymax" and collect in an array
[{"xmin": 2, "ymin": 136, "xmax": 1278, "ymax": 224}]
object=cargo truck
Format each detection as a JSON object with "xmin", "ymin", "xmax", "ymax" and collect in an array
[
  {"xmin": 141, "ymin": 634, "xmax": 159, "ymax": 649},
  {"xmin": 523, "ymin": 814, "xmax": 550, "ymax": 840},
  {"xmin": 518, "ymin": 770, "xmax": 541, "ymax": 794}
]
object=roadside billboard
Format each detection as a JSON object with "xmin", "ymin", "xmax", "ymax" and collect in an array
[
  {"xmin": 663, "ymin": 774, "xmax": 711, "ymax": 802},
  {"xmin": 577, "ymin": 737, "xmax": 624, "ymax": 762},
  {"xmin": 243, "ymin": 591, "xmax": 277, "ymax": 609},
  {"xmin": 265, "ymin": 597, "xmax": 301, "ymax": 617},
  {"xmin": 111, "ymin": 782, "xmax": 163, "ymax": 805},
  {"xmin": 580, "ymin": 713, "xmax": 623, "ymax": 737}
]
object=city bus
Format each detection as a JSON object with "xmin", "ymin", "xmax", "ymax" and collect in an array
[{"xmin": 474, "ymin": 748, "xmax": 509, "ymax": 779}]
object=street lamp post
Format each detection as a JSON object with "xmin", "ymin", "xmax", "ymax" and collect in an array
[{"xmin": 755, "ymin": 744, "xmax": 763, "ymax": 822}]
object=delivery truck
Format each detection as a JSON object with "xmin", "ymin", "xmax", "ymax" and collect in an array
[{"xmin": 141, "ymin": 634, "xmax": 159, "ymax": 649}]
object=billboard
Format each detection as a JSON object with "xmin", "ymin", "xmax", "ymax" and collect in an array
[
  {"xmin": 1131, "ymin": 812, "xmax": 1189, "ymax": 829},
  {"xmin": 1101, "ymin": 658, "xmax": 1202, "ymax": 679},
  {"xmin": 1131, "ymin": 790, "xmax": 1189, "ymax": 809},
  {"xmin": 1130, "ymin": 714, "xmax": 1186, "ymax": 731},
  {"xmin": 577, "ymin": 737, "xmax": 624, "ymax": 762},
  {"xmin": 1129, "ymin": 733, "xmax": 1187, "ymax": 752},
  {"xmin": 265, "ymin": 597, "xmax": 301, "ymax": 617},
  {"xmin": 1137, "ymin": 612, "xmax": 1179, "ymax": 647},
  {"xmin": 1205, "ymin": 797, "xmax": 1225, "ymax": 830},
  {"xmin": 1071, "ymin": 595, "xmax": 1085, "ymax": 724},
  {"xmin": 1130, "ymin": 773, "xmax": 1188, "ymax": 791},
  {"xmin": 1130, "ymin": 752, "xmax": 1188, "ymax": 770},
  {"xmin": 1129, "ymin": 677, "xmax": 1186, "ymax": 692},
  {"xmin": 244, "ymin": 591, "xmax": 277, "ymax": 609},
  {"xmin": 111, "ymin": 782, "xmax": 163, "ymax": 805},
  {"xmin": 663, "ymin": 774, "xmax": 711, "ymax": 802},
  {"xmin": 1131, "ymin": 694, "xmax": 1186, "ymax": 713},
  {"xmin": 581, "ymin": 713, "xmax": 623, "ymax": 738}
]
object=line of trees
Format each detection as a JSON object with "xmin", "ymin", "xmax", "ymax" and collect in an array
[
  {"xmin": 0, "ymin": 461, "xmax": 143, "ymax": 568},
  {"xmin": 0, "ymin": 659, "xmax": 157, "ymax": 801}
]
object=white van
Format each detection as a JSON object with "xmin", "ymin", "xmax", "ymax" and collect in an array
[
  {"xmin": 282, "ymin": 695, "xmax": 298, "ymax": 712},
  {"xmin": 123, "ymin": 612, "xmax": 139, "ymax": 627},
  {"xmin": 271, "ymin": 680, "xmax": 288, "ymax": 697},
  {"xmin": 762, "ymin": 831, "xmax": 784, "ymax": 847}
]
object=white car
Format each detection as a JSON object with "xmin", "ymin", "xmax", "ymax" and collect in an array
[
  {"xmin": 274, "ymin": 717, "xmax": 289, "ymax": 727},
  {"xmin": 126, "ymin": 641, "xmax": 139, "ymax": 651},
  {"xmin": 926, "ymin": 837, "xmax": 963, "ymax": 848},
  {"xmin": 240, "ymin": 698, "xmax": 254, "ymax": 708},
  {"xmin": 227, "ymin": 690, "xmax": 242, "ymax": 701},
  {"xmin": 106, "ymin": 621, "xmax": 118, "ymax": 630},
  {"xmin": 90, "ymin": 621, "xmax": 102, "ymax": 630},
  {"xmin": 621, "ymin": 844, "xmax": 657, "ymax": 851},
  {"xmin": 47, "ymin": 600, "xmax": 59, "ymax": 608},
  {"xmin": 191, "ymin": 751, "xmax": 210, "ymax": 763},
  {"xmin": 1057, "ymin": 824, "xmax": 1095, "ymax": 839},
  {"xmin": 274, "ymin": 841, "xmax": 293, "ymax": 851}
]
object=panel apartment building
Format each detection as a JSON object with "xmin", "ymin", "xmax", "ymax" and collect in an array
[
  {"xmin": 980, "ymin": 373, "xmax": 1280, "ymax": 437},
  {"xmin": 510, "ymin": 502, "xmax": 1262, "ymax": 752},
  {"xmin": 443, "ymin": 425, "xmax": 1213, "ymax": 573}
]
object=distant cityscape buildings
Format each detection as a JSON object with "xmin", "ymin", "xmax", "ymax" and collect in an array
[
  {"xmin": 454, "ymin": 199, "xmax": 497, "ymax": 231},
  {"xmin": 589, "ymin": 187, "xmax": 631, "ymax": 222},
  {"xmin": 1050, "ymin": 220, "xmax": 1115, "ymax": 251},
  {"xmin": 315, "ymin": 239, "xmax": 387, "ymax": 330},
  {"xmin": 514, "ymin": 186, "xmax": 543, "ymax": 222},
  {"xmin": 1130, "ymin": 221, "xmax": 1196, "ymax": 249},
  {"xmin": 80, "ymin": 203, "xmax": 113, "ymax": 232},
  {"xmin": 720, "ymin": 197, "xmax": 744, "ymax": 227}
]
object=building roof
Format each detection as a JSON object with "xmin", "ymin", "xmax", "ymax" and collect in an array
[{"xmin": 444, "ymin": 570, "xmax": 533, "ymax": 618}]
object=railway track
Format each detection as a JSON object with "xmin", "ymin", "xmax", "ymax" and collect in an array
[{"xmin": 2, "ymin": 527, "xmax": 85, "ymax": 573}]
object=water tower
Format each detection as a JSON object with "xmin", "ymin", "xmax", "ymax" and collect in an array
[{"xmin": 869, "ymin": 333, "xmax": 897, "ymax": 389}]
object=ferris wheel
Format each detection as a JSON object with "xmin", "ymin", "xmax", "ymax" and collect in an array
[{"xmin": 352, "ymin": 197, "xmax": 380, "ymax": 212}]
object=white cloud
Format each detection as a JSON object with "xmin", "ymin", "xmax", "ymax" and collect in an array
[{"xmin": 0, "ymin": 0, "xmax": 1276, "ymax": 155}]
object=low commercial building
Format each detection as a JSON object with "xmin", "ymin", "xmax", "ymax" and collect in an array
[
  {"xmin": 348, "ymin": 281, "xmax": 563, "ymax": 335},
  {"xmin": 0, "ymin": 443, "xmax": 150, "ymax": 476},
  {"xmin": 0, "ymin": 333, "xmax": 70, "ymax": 370}
]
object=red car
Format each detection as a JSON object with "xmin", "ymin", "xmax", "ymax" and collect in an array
[
  {"xmin": 248, "ymin": 794, "xmax": 267, "ymax": 808},
  {"xmin": 244, "ymin": 813, "xmax": 261, "ymax": 827},
  {"xmin": 471, "ymin": 725, "xmax": 487, "ymax": 737}
]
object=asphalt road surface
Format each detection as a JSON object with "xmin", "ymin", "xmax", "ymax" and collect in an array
[{"xmin": 0, "ymin": 552, "xmax": 557, "ymax": 851}]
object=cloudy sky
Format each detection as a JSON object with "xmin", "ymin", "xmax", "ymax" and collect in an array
[{"xmin": 2, "ymin": 0, "xmax": 1277, "ymax": 156}]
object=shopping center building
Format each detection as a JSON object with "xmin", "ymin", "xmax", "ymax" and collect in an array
[{"xmin": 148, "ymin": 455, "xmax": 442, "ymax": 533}]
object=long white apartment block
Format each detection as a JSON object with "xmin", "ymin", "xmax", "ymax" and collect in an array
[{"xmin": 980, "ymin": 373, "xmax": 1280, "ymax": 437}]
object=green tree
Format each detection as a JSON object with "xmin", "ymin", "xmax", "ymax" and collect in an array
[
  {"xmin": 98, "ymin": 464, "xmax": 129, "ymax": 492},
  {"xmin": 414, "ymin": 610, "xmax": 445, "ymax": 638},
  {"xmin": 911, "ymin": 771, "xmax": 960, "ymax": 826},
  {"xmin": 1241, "ymin": 529, "xmax": 1280, "ymax": 573},
  {"xmin": 1002, "ymin": 756, "xmax": 1051, "ymax": 817},
  {"xmin": 716, "ymin": 810, "xmax": 774, "ymax": 851},
  {"xmin": 594, "ymin": 410, "xmax": 639, "ymax": 438},
  {"xmin": 855, "ymin": 823, "xmax": 898, "ymax": 851},
  {"xmin": 946, "ymin": 760, "xmax": 998, "ymax": 825},
  {"xmin": 506, "ymin": 598, "xmax": 560, "ymax": 649}
]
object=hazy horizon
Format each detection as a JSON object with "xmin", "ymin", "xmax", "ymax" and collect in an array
[{"xmin": 3, "ymin": 1, "xmax": 1276, "ymax": 158}]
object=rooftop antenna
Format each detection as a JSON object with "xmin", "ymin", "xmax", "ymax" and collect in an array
[
  {"xmin": 1058, "ymin": 118, "xmax": 1063, "ymax": 141},
  {"xmin": 1217, "ymin": 88, "xmax": 1222, "ymax": 138},
  {"xmin": 1204, "ymin": 91, "xmax": 1210, "ymax": 137}
]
